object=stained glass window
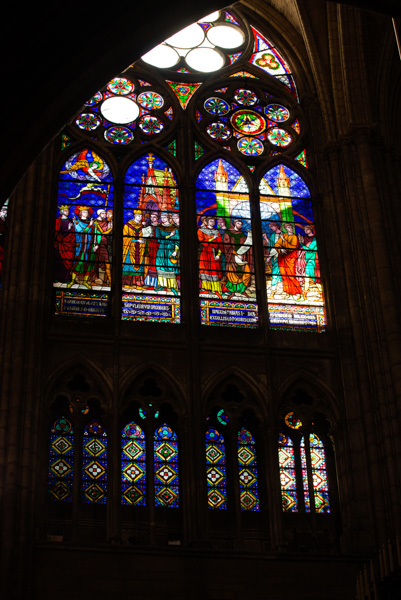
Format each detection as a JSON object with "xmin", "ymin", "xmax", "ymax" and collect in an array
[
  {"xmin": 260, "ymin": 165, "xmax": 326, "ymax": 332},
  {"xmin": 54, "ymin": 149, "xmax": 114, "ymax": 317},
  {"xmin": 206, "ymin": 428, "xmax": 227, "ymax": 509},
  {"xmin": 121, "ymin": 422, "xmax": 146, "ymax": 506},
  {"xmin": 301, "ymin": 434, "xmax": 330, "ymax": 513},
  {"xmin": 154, "ymin": 423, "xmax": 179, "ymax": 507},
  {"xmin": 278, "ymin": 431, "xmax": 298, "ymax": 512},
  {"xmin": 82, "ymin": 420, "xmax": 107, "ymax": 504},
  {"xmin": 237, "ymin": 428, "xmax": 259, "ymax": 511},
  {"xmin": 197, "ymin": 159, "xmax": 258, "ymax": 328},
  {"xmin": 48, "ymin": 417, "xmax": 74, "ymax": 502},
  {"xmin": 0, "ymin": 199, "xmax": 8, "ymax": 286},
  {"xmin": 122, "ymin": 154, "xmax": 180, "ymax": 324}
]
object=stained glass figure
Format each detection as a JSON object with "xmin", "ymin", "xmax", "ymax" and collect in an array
[
  {"xmin": 301, "ymin": 434, "xmax": 330, "ymax": 513},
  {"xmin": 278, "ymin": 431, "xmax": 298, "ymax": 512},
  {"xmin": 206, "ymin": 428, "xmax": 227, "ymax": 509},
  {"xmin": 260, "ymin": 164, "xmax": 326, "ymax": 331},
  {"xmin": 48, "ymin": 417, "xmax": 74, "ymax": 502},
  {"xmin": 0, "ymin": 199, "xmax": 8, "ymax": 286},
  {"xmin": 82, "ymin": 420, "xmax": 107, "ymax": 504},
  {"xmin": 54, "ymin": 150, "xmax": 114, "ymax": 317},
  {"xmin": 237, "ymin": 428, "xmax": 259, "ymax": 511},
  {"xmin": 265, "ymin": 104, "xmax": 290, "ymax": 122},
  {"xmin": 154, "ymin": 424, "xmax": 179, "ymax": 507},
  {"xmin": 122, "ymin": 153, "xmax": 180, "ymax": 323},
  {"xmin": 121, "ymin": 422, "xmax": 146, "ymax": 506},
  {"xmin": 197, "ymin": 159, "xmax": 258, "ymax": 327}
]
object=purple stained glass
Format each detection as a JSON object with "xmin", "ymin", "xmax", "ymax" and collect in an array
[
  {"xmin": 206, "ymin": 428, "xmax": 227, "ymax": 509},
  {"xmin": 154, "ymin": 424, "xmax": 179, "ymax": 508},
  {"xmin": 121, "ymin": 422, "xmax": 146, "ymax": 506}
]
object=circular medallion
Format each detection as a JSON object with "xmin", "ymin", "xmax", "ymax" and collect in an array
[
  {"xmin": 87, "ymin": 420, "xmax": 104, "ymax": 436},
  {"xmin": 206, "ymin": 122, "xmax": 232, "ymax": 140},
  {"xmin": 204, "ymin": 97, "xmax": 230, "ymax": 116},
  {"xmin": 267, "ymin": 127, "xmax": 292, "ymax": 147},
  {"xmin": 101, "ymin": 96, "xmax": 140, "ymax": 124},
  {"xmin": 85, "ymin": 91, "xmax": 102, "ymax": 106},
  {"xmin": 233, "ymin": 89, "xmax": 258, "ymax": 106},
  {"xmin": 206, "ymin": 428, "xmax": 221, "ymax": 442},
  {"xmin": 238, "ymin": 428, "xmax": 252, "ymax": 444},
  {"xmin": 139, "ymin": 115, "xmax": 164, "ymax": 135},
  {"xmin": 217, "ymin": 409, "xmax": 229, "ymax": 425},
  {"xmin": 55, "ymin": 417, "xmax": 71, "ymax": 434},
  {"xmin": 231, "ymin": 109, "xmax": 266, "ymax": 135},
  {"xmin": 75, "ymin": 113, "xmax": 101, "ymax": 131},
  {"xmin": 265, "ymin": 104, "xmax": 290, "ymax": 122},
  {"xmin": 137, "ymin": 91, "xmax": 164, "ymax": 110},
  {"xmin": 124, "ymin": 423, "xmax": 143, "ymax": 438},
  {"xmin": 237, "ymin": 136, "xmax": 264, "ymax": 156},
  {"xmin": 157, "ymin": 424, "xmax": 173, "ymax": 439},
  {"xmin": 284, "ymin": 412, "xmax": 302, "ymax": 430},
  {"xmin": 104, "ymin": 127, "xmax": 134, "ymax": 145},
  {"xmin": 107, "ymin": 77, "xmax": 134, "ymax": 95}
]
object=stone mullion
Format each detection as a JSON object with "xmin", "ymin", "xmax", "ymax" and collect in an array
[
  {"xmin": 324, "ymin": 145, "xmax": 378, "ymax": 551},
  {"xmin": 181, "ymin": 112, "xmax": 206, "ymax": 545},
  {"xmin": 265, "ymin": 419, "xmax": 285, "ymax": 551},
  {"xmin": 352, "ymin": 132, "xmax": 401, "ymax": 536},
  {"xmin": 0, "ymin": 143, "xmax": 56, "ymax": 598}
]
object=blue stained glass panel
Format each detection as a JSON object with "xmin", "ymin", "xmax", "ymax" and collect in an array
[
  {"xmin": 82, "ymin": 420, "xmax": 107, "ymax": 504},
  {"xmin": 122, "ymin": 154, "xmax": 181, "ymax": 323},
  {"xmin": 154, "ymin": 424, "xmax": 179, "ymax": 507},
  {"xmin": 48, "ymin": 417, "xmax": 74, "ymax": 502},
  {"xmin": 278, "ymin": 432, "xmax": 298, "ymax": 512},
  {"xmin": 237, "ymin": 428, "xmax": 259, "ymax": 511},
  {"xmin": 206, "ymin": 428, "xmax": 227, "ymax": 509},
  {"xmin": 121, "ymin": 422, "xmax": 146, "ymax": 506}
]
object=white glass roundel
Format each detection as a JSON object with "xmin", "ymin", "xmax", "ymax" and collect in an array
[
  {"xmin": 198, "ymin": 11, "xmax": 220, "ymax": 23},
  {"xmin": 206, "ymin": 25, "xmax": 245, "ymax": 49},
  {"xmin": 186, "ymin": 47, "xmax": 225, "ymax": 72},
  {"xmin": 141, "ymin": 44, "xmax": 180, "ymax": 68},
  {"xmin": 100, "ymin": 97, "xmax": 139, "ymax": 124},
  {"xmin": 166, "ymin": 23, "xmax": 205, "ymax": 49}
]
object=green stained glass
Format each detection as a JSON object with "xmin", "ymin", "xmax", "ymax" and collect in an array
[
  {"xmin": 48, "ymin": 417, "xmax": 74, "ymax": 502},
  {"xmin": 195, "ymin": 141, "xmax": 205, "ymax": 160},
  {"xmin": 166, "ymin": 81, "xmax": 202, "ymax": 109}
]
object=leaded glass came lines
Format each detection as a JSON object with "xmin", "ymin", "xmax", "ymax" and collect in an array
[
  {"xmin": 82, "ymin": 420, "xmax": 107, "ymax": 504},
  {"xmin": 237, "ymin": 428, "xmax": 259, "ymax": 511},
  {"xmin": 48, "ymin": 417, "xmax": 74, "ymax": 502},
  {"xmin": 278, "ymin": 431, "xmax": 298, "ymax": 512},
  {"xmin": 154, "ymin": 424, "xmax": 179, "ymax": 507},
  {"xmin": 301, "ymin": 434, "xmax": 330, "ymax": 513},
  {"xmin": 121, "ymin": 422, "xmax": 146, "ymax": 506},
  {"xmin": 206, "ymin": 428, "xmax": 227, "ymax": 509}
]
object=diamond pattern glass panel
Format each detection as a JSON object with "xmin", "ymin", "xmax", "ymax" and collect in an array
[
  {"xmin": 121, "ymin": 422, "xmax": 146, "ymax": 506},
  {"xmin": 206, "ymin": 428, "xmax": 227, "ymax": 509},
  {"xmin": 278, "ymin": 431, "xmax": 298, "ymax": 512},
  {"xmin": 237, "ymin": 428, "xmax": 259, "ymax": 511},
  {"xmin": 48, "ymin": 417, "xmax": 74, "ymax": 502},
  {"xmin": 154, "ymin": 424, "xmax": 179, "ymax": 507},
  {"xmin": 304, "ymin": 433, "xmax": 331, "ymax": 513},
  {"xmin": 82, "ymin": 420, "xmax": 107, "ymax": 504}
]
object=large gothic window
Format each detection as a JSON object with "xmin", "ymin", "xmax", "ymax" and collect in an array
[{"xmin": 52, "ymin": 7, "xmax": 327, "ymax": 332}]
